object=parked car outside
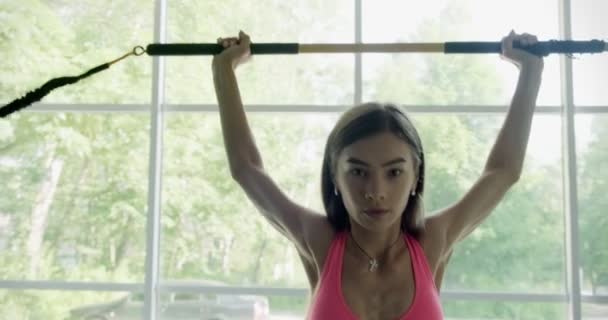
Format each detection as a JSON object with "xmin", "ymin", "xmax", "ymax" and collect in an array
[{"xmin": 68, "ymin": 280, "xmax": 269, "ymax": 320}]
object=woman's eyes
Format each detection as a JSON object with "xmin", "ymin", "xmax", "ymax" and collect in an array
[
  {"xmin": 390, "ymin": 169, "xmax": 403, "ymax": 177},
  {"xmin": 350, "ymin": 168, "xmax": 365, "ymax": 176},
  {"xmin": 349, "ymin": 168, "xmax": 403, "ymax": 177}
]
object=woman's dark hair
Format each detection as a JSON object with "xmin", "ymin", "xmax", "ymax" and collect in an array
[{"xmin": 321, "ymin": 102, "xmax": 425, "ymax": 239}]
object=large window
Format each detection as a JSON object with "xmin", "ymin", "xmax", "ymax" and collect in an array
[
  {"xmin": 1, "ymin": 0, "xmax": 606, "ymax": 319},
  {"xmin": 572, "ymin": 0, "xmax": 608, "ymax": 106}
]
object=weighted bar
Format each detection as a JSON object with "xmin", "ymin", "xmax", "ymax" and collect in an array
[{"xmin": 146, "ymin": 40, "xmax": 607, "ymax": 57}]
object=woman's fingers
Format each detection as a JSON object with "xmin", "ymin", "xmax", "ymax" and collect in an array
[
  {"xmin": 216, "ymin": 31, "xmax": 251, "ymax": 49},
  {"xmin": 526, "ymin": 34, "xmax": 538, "ymax": 45},
  {"xmin": 521, "ymin": 33, "xmax": 534, "ymax": 46},
  {"xmin": 216, "ymin": 36, "xmax": 239, "ymax": 48},
  {"xmin": 504, "ymin": 30, "xmax": 540, "ymax": 49},
  {"xmin": 519, "ymin": 34, "xmax": 539, "ymax": 47},
  {"xmin": 500, "ymin": 30, "xmax": 543, "ymax": 69},
  {"xmin": 213, "ymin": 31, "xmax": 252, "ymax": 69},
  {"xmin": 227, "ymin": 37, "xmax": 238, "ymax": 47},
  {"xmin": 502, "ymin": 30, "xmax": 537, "ymax": 49}
]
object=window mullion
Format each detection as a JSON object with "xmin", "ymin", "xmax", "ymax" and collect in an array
[
  {"xmin": 559, "ymin": 0, "xmax": 583, "ymax": 319},
  {"xmin": 143, "ymin": 0, "xmax": 167, "ymax": 319}
]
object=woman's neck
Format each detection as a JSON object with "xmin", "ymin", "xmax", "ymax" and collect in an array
[{"xmin": 348, "ymin": 224, "xmax": 404, "ymax": 262}]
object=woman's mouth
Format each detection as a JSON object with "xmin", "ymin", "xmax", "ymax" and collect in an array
[{"xmin": 364, "ymin": 208, "xmax": 389, "ymax": 216}]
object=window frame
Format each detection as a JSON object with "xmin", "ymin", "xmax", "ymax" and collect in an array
[{"xmin": 1, "ymin": 0, "xmax": 608, "ymax": 319}]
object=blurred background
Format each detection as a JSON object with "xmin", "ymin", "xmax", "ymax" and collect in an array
[{"xmin": 0, "ymin": 0, "xmax": 606, "ymax": 319}]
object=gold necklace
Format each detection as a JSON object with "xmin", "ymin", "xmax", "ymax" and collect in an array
[{"xmin": 349, "ymin": 232, "xmax": 402, "ymax": 272}]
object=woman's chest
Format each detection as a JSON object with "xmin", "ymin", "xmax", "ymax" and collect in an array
[{"xmin": 340, "ymin": 254, "xmax": 416, "ymax": 320}]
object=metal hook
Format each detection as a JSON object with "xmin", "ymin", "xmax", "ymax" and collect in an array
[
  {"xmin": 133, "ymin": 46, "xmax": 146, "ymax": 56},
  {"xmin": 108, "ymin": 46, "xmax": 146, "ymax": 66}
]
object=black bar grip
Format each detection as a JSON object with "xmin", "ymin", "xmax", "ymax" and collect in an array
[
  {"xmin": 445, "ymin": 40, "xmax": 605, "ymax": 56},
  {"xmin": 145, "ymin": 43, "xmax": 299, "ymax": 55}
]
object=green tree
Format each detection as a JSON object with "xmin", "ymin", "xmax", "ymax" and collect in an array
[
  {"xmin": 1, "ymin": 0, "xmax": 602, "ymax": 319},
  {"xmin": 578, "ymin": 116, "xmax": 608, "ymax": 295}
]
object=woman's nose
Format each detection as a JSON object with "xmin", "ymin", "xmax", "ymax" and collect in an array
[
  {"xmin": 364, "ymin": 192, "xmax": 385, "ymax": 201},
  {"xmin": 364, "ymin": 175, "xmax": 386, "ymax": 201}
]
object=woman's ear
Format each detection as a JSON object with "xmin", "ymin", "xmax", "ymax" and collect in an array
[{"xmin": 411, "ymin": 176, "xmax": 419, "ymax": 194}]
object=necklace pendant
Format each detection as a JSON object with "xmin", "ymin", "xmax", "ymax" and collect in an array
[{"xmin": 369, "ymin": 259, "xmax": 379, "ymax": 272}]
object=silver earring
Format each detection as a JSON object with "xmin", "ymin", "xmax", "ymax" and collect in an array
[
  {"xmin": 334, "ymin": 187, "xmax": 339, "ymax": 196},
  {"xmin": 411, "ymin": 190, "xmax": 416, "ymax": 196}
]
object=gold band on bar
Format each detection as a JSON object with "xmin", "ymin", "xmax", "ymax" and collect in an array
[{"xmin": 298, "ymin": 43, "xmax": 445, "ymax": 53}]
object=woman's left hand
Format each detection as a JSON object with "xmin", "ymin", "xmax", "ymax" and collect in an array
[{"xmin": 500, "ymin": 30, "xmax": 544, "ymax": 71}]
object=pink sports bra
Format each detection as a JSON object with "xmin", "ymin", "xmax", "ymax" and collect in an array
[{"xmin": 307, "ymin": 231, "xmax": 444, "ymax": 319}]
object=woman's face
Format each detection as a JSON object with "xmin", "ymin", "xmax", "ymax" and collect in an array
[{"xmin": 334, "ymin": 131, "xmax": 417, "ymax": 231}]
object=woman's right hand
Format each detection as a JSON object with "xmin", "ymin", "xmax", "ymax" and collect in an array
[{"xmin": 212, "ymin": 30, "xmax": 252, "ymax": 70}]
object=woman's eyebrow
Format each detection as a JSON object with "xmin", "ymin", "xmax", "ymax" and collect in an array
[{"xmin": 346, "ymin": 157, "xmax": 407, "ymax": 167}]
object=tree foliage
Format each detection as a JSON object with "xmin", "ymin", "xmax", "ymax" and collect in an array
[{"xmin": 0, "ymin": 0, "xmax": 605, "ymax": 319}]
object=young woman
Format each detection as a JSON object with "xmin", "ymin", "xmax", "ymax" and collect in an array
[{"xmin": 212, "ymin": 30, "xmax": 543, "ymax": 319}]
